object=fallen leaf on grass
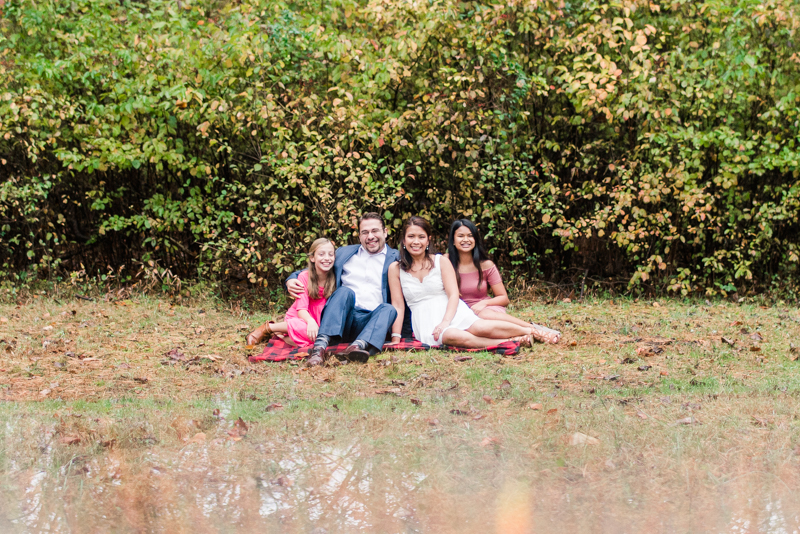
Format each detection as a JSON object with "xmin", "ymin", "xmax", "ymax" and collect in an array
[
  {"xmin": 273, "ymin": 475, "xmax": 293, "ymax": 487},
  {"xmin": 660, "ymin": 370, "xmax": 668, "ymax": 376},
  {"xmin": 195, "ymin": 326, "xmax": 206, "ymax": 335},
  {"xmin": 498, "ymin": 379, "xmax": 511, "ymax": 390},
  {"xmin": 450, "ymin": 409, "xmax": 469, "ymax": 416},
  {"xmin": 227, "ymin": 417, "xmax": 248, "ymax": 441},
  {"xmin": 427, "ymin": 418, "xmax": 439, "ymax": 426},
  {"xmin": 546, "ymin": 408, "xmax": 558, "ymax": 415},
  {"xmin": 752, "ymin": 416, "xmax": 772, "ymax": 427},
  {"xmin": 480, "ymin": 437, "xmax": 502, "ymax": 447},
  {"xmin": 636, "ymin": 345, "xmax": 663, "ymax": 357},
  {"xmin": 750, "ymin": 346, "xmax": 761, "ymax": 352},
  {"xmin": 638, "ymin": 365, "xmax": 652, "ymax": 371},
  {"xmin": 675, "ymin": 417, "xmax": 700, "ymax": 425},
  {"xmin": 529, "ymin": 403, "xmax": 543, "ymax": 410},
  {"xmin": 473, "ymin": 414, "xmax": 485, "ymax": 420},
  {"xmin": 245, "ymin": 344, "xmax": 256, "ymax": 350},
  {"xmin": 187, "ymin": 432, "xmax": 206, "ymax": 444},
  {"xmin": 636, "ymin": 410, "xmax": 648, "ymax": 419},
  {"xmin": 60, "ymin": 434, "xmax": 81, "ymax": 445},
  {"xmin": 454, "ymin": 355, "xmax": 473, "ymax": 362},
  {"xmin": 604, "ymin": 375, "xmax": 620, "ymax": 381},
  {"xmin": 0, "ymin": 317, "xmax": 7, "ymax": 324},
  {"xmin": 569, "ymin": 432, "xmax": 600, "ymax": 446},
  {"xmin": 166, "ymin": 348, "xmax": 186, "ymax": 361},
  {"xmin": 410, "ymin": 398, "xmax": 421, "ymax": 405},
  {"xmin": 721, "ymin": 337, "xmax": 735, "ymax": 346},
  {"xmin": 265, "ymin": 403, "xmax": 283, "ymax": 412},
  {"xmin": 482, "ymin": 395, "xmax": 494, "ymax": 404},
  {"xmin": 750, "ymin": 332, "xmax": 764, "ymax": 341}
]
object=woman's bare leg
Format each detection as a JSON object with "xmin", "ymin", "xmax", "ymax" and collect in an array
[
  {"xmin": 466, "ymin": 319, "xmax": 530, "ymax": 339},
  {"xmin": 441, "ymin": 329, "xmax": 512, "ymax": 349},
  {"xmin": 477, "ymin": 309, "xmax": 561, "ymax": 344},
  {"xmin": 477, "ymin": 308, "xmax": 532, "ymax": 329}
]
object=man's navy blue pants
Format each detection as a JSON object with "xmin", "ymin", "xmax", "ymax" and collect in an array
[{"xmin": 318, "ymin": 287, "xmax": 397, "ymax": 352}]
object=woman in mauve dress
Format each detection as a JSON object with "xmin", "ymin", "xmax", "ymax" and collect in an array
[{"xmin": 446, "ymin": 219, "xmax": 561, "ymax": 344}]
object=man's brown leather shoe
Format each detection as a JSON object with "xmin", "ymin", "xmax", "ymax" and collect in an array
[
  {"xmin": 336, "ymin": 344, "xmax": 371, "ymax": 363},
  {"xmin": 305, "ymin": 347, "xmax": 326, "ymax": 367}
]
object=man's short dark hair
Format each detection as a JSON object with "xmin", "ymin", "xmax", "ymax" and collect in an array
[{"xmin": 358, "ymin": 212, "xmax": 385, "ymax": 230}]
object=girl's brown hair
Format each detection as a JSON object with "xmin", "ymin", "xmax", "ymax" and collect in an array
[{"xmin": 307, "ymin": 238, "xmax": 336, "ymax": 300}]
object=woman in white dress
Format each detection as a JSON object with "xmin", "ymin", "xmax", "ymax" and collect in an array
[{"xmin": 386, "ymin": 216, "xmax": 535, "ymax": 348}]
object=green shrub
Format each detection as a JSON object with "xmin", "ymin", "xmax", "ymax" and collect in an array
[{"xmin": 1, "ymin": 0, "xmax": 799, "ymax": 296}]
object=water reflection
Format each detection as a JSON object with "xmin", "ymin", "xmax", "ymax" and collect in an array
[{"xmin": 2, "ymin": 435, "xmax": 800, "ymax": 533}]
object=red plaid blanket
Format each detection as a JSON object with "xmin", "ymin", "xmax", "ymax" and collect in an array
[{"xmin": 249, "ymin": 337, "xmax": 520, "ymax": 363}]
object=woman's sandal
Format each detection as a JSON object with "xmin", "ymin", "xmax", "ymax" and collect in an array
[
  {"xmin": 510, "ymin": 334, "xmax": 533, "ymax": 348},
  {"xmin": 246, "ymin": 321, "xmax": 274, "ymax": 346},
  {"xmin": 530, "ymin": 324, "xmax": 561, "ymax": 344}
]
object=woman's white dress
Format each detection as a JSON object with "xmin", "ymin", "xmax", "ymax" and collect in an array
[{"xmin": 399, "ymin": 254, "xmax": 480, "ymax": 346}]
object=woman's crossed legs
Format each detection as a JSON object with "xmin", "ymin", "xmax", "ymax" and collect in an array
[
  {"xmin": 441, "ymin": 319, "xmax": 531, "ymax": 349},
  {"xmin": 475, "ymin": 308, "xmax": 561, "ymax": 344}
]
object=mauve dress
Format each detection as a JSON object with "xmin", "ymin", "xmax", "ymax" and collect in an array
[
  {"xmin": 458, "ymin": 265, "xmax": 506, "ymax": 313},
  {"xmin": 285, "ymin": 270, "xmax": 327, "ymax": 347}
]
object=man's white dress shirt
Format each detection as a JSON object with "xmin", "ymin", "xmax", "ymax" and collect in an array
[{"xmin": 340, "ymin": 245, "xmax": 387, "ymax": 311}]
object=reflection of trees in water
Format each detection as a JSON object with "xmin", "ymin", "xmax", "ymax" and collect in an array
[
  {"xmin": 4, "ymin": 441, "xmax": 426, "ymax": 532},
  {"xmin": 260, "ymin": 442, "xmax": 423, "ymax": 530},
  {"xmin": 5, "ymin": 437, "xmax": 800, "ymax": 533}
]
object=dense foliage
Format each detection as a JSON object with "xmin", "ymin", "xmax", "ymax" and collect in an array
[{"xmin": 2, "ymin": 0, "xmax": 799, "ymax": 296}]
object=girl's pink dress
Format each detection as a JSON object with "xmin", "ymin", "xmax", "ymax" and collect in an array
[
  {"xmin": 459, "ymin": 264, "xmax": 506, "ymax": 313},
  {"xmin": 284, "ymin": 270, "xmax": 327, "ymax": 347}
]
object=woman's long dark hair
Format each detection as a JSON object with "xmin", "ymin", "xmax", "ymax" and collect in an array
[
  {"xmin": 447, "ymin": 219, "xmax": 491, "ymax": 289},
  {"xmin": 399, "ymin": 216, "xmax": 435, "ymax": 272}
]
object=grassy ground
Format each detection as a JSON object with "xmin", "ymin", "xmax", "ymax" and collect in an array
[{"xmin": 1, "ymin": 292, "xmax": 800, "ymax": 533}]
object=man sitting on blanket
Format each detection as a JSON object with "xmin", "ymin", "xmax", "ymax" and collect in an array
[{"xmin": 286, "ymin": 212, "xmax": 411, "ymax": 366}]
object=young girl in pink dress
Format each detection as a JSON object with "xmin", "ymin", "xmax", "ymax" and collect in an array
[
  {"xmin": 246, "ymin": 238, "xmax": 336, "ymax": 347},
  {"xmin": 446, "ymin": 219, "xmax": 561, "ymax": 344}
]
